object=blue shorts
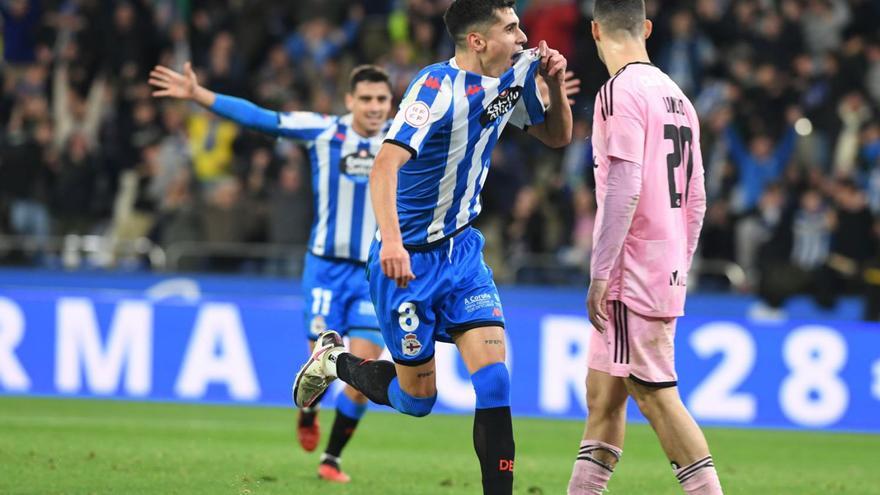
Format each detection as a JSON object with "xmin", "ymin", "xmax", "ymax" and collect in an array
[
  {"xmin": 367, "ymin": 227, "xmax": 505, "ymax": 366},
  {"xmin": 302, "ymin": 252, "xmax": 381, "ymax": 344}
]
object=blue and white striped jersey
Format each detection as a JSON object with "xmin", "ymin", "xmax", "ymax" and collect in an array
[
  {"xmin": 383, "ymin": 48, "xmax": 545, "ymax": 247},
  {"xmin": 277, "ymin": 112, "xmax": 388, "ymax": 262},
  {"xmin": 209, "ymin": 95, "xmax": 388, "ymax": 262}
]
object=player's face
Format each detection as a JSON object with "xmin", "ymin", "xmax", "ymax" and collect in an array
[
  {"xmin": 480, "ymin": 8, "xmax": 528, "ymax": 76},
  {"xmin": 347, "ymin": 81, "xmax": 392, "ymax": 135}
]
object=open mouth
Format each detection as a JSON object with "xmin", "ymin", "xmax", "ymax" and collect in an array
[{"xmin": 511, "ymin": 47, "xmax": 535, "ymax": 65}]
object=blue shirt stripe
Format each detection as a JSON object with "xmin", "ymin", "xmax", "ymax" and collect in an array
[{"xmin": 384, "ymin": 51, "xmax": 545, "ymax": 247}]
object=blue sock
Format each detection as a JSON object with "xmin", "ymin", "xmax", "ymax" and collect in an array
[
  {"xmin": 387, "ymin": 377, "xmax": 436, "ymax": 417},
  {"xmin": 471, "ymin": 362, "xmax": 514, "ymax": 492},
  {"xmin": 471, "ymin": 362, "xmax": 510, "ymax": 409},
  {"xmin": 336, "ymin": 391, "xmax": 368, "ymax": 420}
]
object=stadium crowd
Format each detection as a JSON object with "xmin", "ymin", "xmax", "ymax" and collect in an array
[{"xmin": 1, "ymin": 0, "xmax": 880, "ymax": 316}]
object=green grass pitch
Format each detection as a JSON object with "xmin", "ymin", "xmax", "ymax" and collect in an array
[{"xmin": 0, "ymin": 397, "xmax": 877, "ymax": 494}]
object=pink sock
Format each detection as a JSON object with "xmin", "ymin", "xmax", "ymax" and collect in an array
[
  {"xmin": 674, "ymin": 456, "xmax": 723, "ymax": 495},
  {"xmin": 567, "ymin": 440, "xmax": 622, "ymax": 495}
]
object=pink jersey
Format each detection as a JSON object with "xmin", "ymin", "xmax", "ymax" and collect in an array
[{"xmin": 591, "ymin": 62, "xmax": 706, "ymax": 318}]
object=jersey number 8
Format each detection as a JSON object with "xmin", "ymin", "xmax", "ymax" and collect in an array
[{"xmin": 398, "ymin": 302, "xmax": 420, "ymax": 332}]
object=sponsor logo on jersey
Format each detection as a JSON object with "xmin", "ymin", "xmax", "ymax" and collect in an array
[
  {"xmin": 339, "ymin": 149, "xmax": 374, "ymax": 181},
  {"xmin": 424, "ymin": 76, "xmax": 442, "ymax": 90},
  {"xmin": 480, "ymin": 86, "xmax": 523, "ymax": 126},
  {"xmin": 467, "ymin": 84, "xmax": 483, "ymax": 96},
  {"xmin": 401, "ymin": 333, "xmax": 422, "ymax": 356}
]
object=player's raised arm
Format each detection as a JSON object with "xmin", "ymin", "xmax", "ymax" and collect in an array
[
  {"xmin": 370, "ymin": 143, "xmax": 415, "ymax": 288},
  {"xmin": 149, "ymin": 62, "xmax": 217, "ymax": 108},
  {"xmin": 149, "ymin": 62, "xmax": 335, "ymax": 140},
  {"xmin": 526, "ymin": 40, "xmax": 572, "ymax": 148}
]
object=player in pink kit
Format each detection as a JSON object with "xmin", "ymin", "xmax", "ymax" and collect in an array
[{"xmin": 567, "ymin": 1, "xmax": 721, "ymax": 494}]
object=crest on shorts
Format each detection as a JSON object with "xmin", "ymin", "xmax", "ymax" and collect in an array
[
  {"xmin": 401, "ymin": 334, "xmax": 422, "ymax": 356},
  {"xmin": 310, "ymin": 315, "xmax": 327, "ymax": 336}
]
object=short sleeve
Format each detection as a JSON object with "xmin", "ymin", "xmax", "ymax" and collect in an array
[
  {"xmin": 384, "ymin": 71, "xmax": 453, "ymax": 158},
  {"xmin": 509, "ymin": 59, "xmax": 546, "ymax": 130},
  {"xmin": 277, "ymin": 112, "xmax": 337, "ymax": 143},
  {"xmin": 601, "ymin": 85, "xmax": 645, "ymax": 164}
]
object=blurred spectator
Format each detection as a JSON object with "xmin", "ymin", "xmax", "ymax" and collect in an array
[
  {"xmin": 188, "ymin": 111, "xmax": 238, "ymax": 184},
  {"xmin": 758, "ymin": 188, "xmax": 833, "ymax": 309},
  {"xmin": 1, "ymin": 0, "xmax": 41, "ymax": 66},
  {"xmin": 0, "ymin": 118, "xmax": 55, "ymax": 240},
  {"xmin": 52, "ymin": 133, "xmax": 97, "ymax": 235},
  {"xmin": 521, "ymin": 0, "xmax": 579, "ymax": 60},
  {"xmin": 724, "ymin": 118, "xmax": 798, "ymax": 213},
  {"xmin": 656, "ymin": 9, "xmax": 714, "ymax": 96},
  {"xmin": 268, "ymin": 161, "xmax": 311, "ymax": 247},
  {"xmin": 0, "ymin": 0, "xmax": 878, "ymax": 316}
]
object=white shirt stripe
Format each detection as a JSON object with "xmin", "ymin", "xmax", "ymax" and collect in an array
[
  {"xmin": 426, "ymin": 71, "xmax": 469, "ymax": 242},
  {"xmin": 311, "ymin": 125, "xmax": 337, "ymax": 255},
  {"xmin": 454, "ymin": 76, "xmax": 500, "ymax": 230},
  {"xmin": 333, "ymin": 125, "xmax": 362, "ymax": 258},
  {"xmin": 409, "ymin": 76, "xmax": 454, "ymax": 154}
]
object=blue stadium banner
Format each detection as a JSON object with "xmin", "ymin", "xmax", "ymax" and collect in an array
[{"xmin": 0, "ymin": 271, "xmax": 877, "ymax": 433}]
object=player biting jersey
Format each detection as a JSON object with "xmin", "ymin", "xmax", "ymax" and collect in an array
[{"xmin": 292, "ymin": 1, "xmax": 573, "ymax": 493}]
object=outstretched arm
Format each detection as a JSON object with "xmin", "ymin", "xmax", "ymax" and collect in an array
[
  {"xmin": 370, "ymin": 143, "xmax": 416, "ymax": 289},
  {"xmin": 149, "ymin": 62, "xmax": 279, "ymax": 133},
  {"xmin": 772, "ymin": 126, "xmax": 797, "ymax": 175}
]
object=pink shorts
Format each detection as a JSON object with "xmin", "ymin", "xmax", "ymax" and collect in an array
[{"xmin": 588, "ymin": 300, "xmax": 678, "ymax": 388}]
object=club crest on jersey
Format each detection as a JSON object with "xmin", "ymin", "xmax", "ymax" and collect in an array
[
  {"xmin": 310, "ymin": 315, "xmax": 327, "ymax": 336},
  {"xmin": 480, "ymin": 86, "xmax": 523, "ymax": 126},
  {"xmin": 401, "ymin": 334, "xmax": 422, "ymax": 356},
  {"xmin": 339, "ymin": 149, "xmax": 374, "ymax": 182},
  {"xmin": 404, "ymin": 101, "xmax": 431, "ymax": 128}
]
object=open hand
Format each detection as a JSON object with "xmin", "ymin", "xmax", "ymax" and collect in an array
[{"xmin": 149, "ymin": 62, "xmax": 199, "ymax": 100}]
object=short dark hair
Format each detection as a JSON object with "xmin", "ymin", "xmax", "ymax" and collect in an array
[
  {"xmin": 349, "ymin": 65, "xmax": 391, "ymax": 93},
  {"xmin": 593, "ymin": 0, "xmax": 646, "ymax": 37},
  {"xmin": 444, "ymin": 0, "xmax": 516, "ymax": 47}
]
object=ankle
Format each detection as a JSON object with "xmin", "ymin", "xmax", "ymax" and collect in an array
[
  {"xmin": 324, "ymin": 349, "xmax": 346, "ymax": 378},
  {"xmin": 320, "ymin": 453, "xmax": 341, "ymax": 468}
]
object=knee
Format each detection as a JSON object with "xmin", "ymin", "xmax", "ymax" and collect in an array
[
  {"xmin": 389, "ymin": 378, "xmax": 436, "ymax": 417},
  {"xmin": 397, "ymin": 393, "xmax": 436, "ymax": 417},
  {"xmin": 346, "ymin": 387, "xmax": 369, "ymax": 405},
  {"xmin": 629, "ymin": 386, "xmax": 670, "ymax": 420},
  {"xmin": 587, "ymin": 390, "xmax": 626, "ymax": 423},
  {"xmin": 471, "ymin": 362, "xmax": 510, "ymax": 409}
]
